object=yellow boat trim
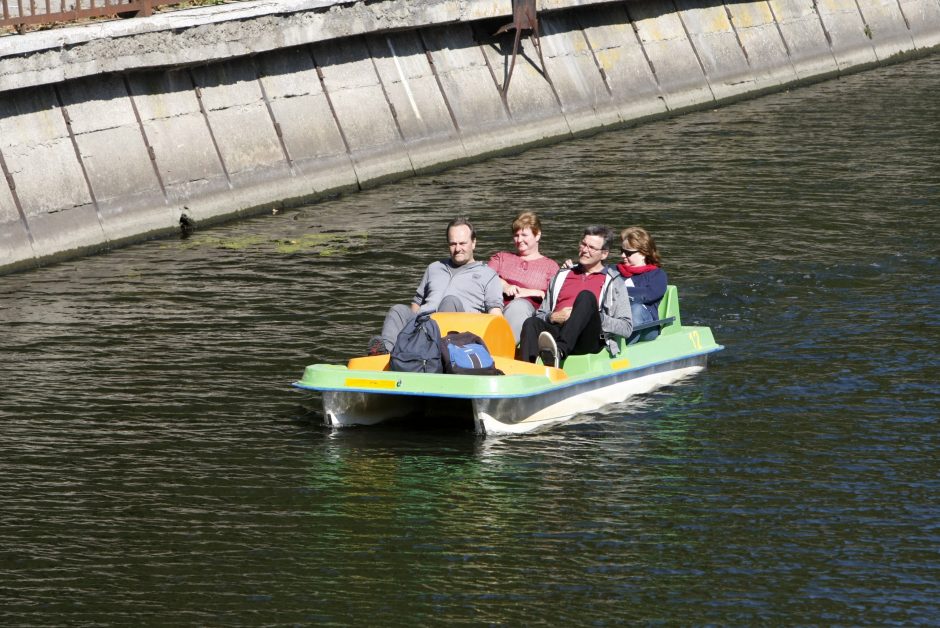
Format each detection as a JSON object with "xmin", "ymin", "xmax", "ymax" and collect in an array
[{"xmin": 611, "ymin": 358, "xmax": 631, "ymax": 370}]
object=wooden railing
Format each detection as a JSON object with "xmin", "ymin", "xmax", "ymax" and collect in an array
[{"xmin": 1, "ymin": 0, "xmax": 188, "ymax": 33}]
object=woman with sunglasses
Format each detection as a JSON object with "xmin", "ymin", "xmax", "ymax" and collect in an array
[{"xmin": 618, "ymin": 226, "xmax": 668, "ymax": 343}]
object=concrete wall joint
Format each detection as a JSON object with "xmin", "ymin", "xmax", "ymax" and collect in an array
[
  {"xmin": 55, "ymin": 85, "xmax": 104, "ymax": 229},
  {"xmin": 123, "ymin": 74, "xmax": 169, "ymax": 201},
  {"xmin": 0, "ymin": 147, "xmax": 35, "ymax": 248},
  {"xmin": 419, "ymin": 30, "xmax": 462, "ymax": 134},
  {"xmin": 310, "ymin": 47, "xmax": 355, "ymax": 179},
  {"xmin": 190, "ymin": 69, "xmax": 234, "ymax": 188}
]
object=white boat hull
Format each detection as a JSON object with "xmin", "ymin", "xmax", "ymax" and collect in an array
[
  {"xmin": 321, "ymin": 355, "xmax": 708, "ymax": 434},
  {"xmin": 473, "ymin": 356, "xmax": 706, "ymax": 434}
]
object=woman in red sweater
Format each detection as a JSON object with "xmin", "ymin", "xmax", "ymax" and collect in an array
[{"xmin": 487, "ymin": 211, "xmax": 560, "ymax": 343}]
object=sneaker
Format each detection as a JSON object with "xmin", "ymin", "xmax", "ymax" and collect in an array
[
  {"xmin": 367, "ymin": 335, "xmax": 389, "ymax": 356},
  {"xmin": 537, "ymin": 331, "xmax": 559, "ymax": 368}
]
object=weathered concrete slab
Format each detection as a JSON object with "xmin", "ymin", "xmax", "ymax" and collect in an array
[
  {"xmin": 420, "ymin": 24, "xmax": 516, "ymax": 159},
  {"xmin": 2, "ymin": 0, "xmax": 939, "ymax": 276},
  {"xmin": 475, "ymin": 21, "xmax": 573, "ymax": 148},
  {"xmin": 856, "ymin": 0, "xmax": 917, "ymax": 59},
  {"xmin": 0, "ymin": 86, "xmax": 105, "ymax": 260},
  {"xmin": 898, "ymin": 0, "xmax": 940, "ymax": 49},
  {"xmin": 625, "ymin": 0, "xmax": 716, "ymax": 112},
  {"xmin": 538, "ymin": 11, "xmax": 621, "ymax": 136},
  {"xmin": 127, "ymin": 69, "xmax": 231, "ymax": 222},
  {"xmin": 0, "ymin": 169, "xmax": 35, "ymax": 272},
  {"xmin": 311, "ymin": 37, "xmax": 414, "ymax": 188},
  {"xmin": 577, "ymin": 4, "xmax": 668, "ymax": 125},
  {"xmin": 255, "ymin": 48, "xmax": 358, "ymax": 198},
  {"xmin": 57, "ymin": 75, "xmax": 176, "ymax": 246},
  {"xmin": 767, "ymin": 0, "xmax": 840, "ymax": 81},
  {"xmin": 726, "ymin": 1, "xmax": 800, "ymax": 90},
  {"xmin": 190, "ymin": 59, "xmax": 293, "ymax": 204},
  {"xmin": 815, "ymin": 0, "xmax": 879, "ymax": 71},
  {"xmin": 365, "ymin": 31, "xmax": 468, "ymax": 174},
  {"xmin": 673, "ymin": 0, "xmax": 757, "ymax": 102},
  {"xmin": 0, "ymin": 0, "xmax": 645, "ymax": 94}
]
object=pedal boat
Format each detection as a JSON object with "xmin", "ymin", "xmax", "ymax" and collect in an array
[{"xmin": 294, "ymin": 286, "xmax": 723, "ymax": 434}]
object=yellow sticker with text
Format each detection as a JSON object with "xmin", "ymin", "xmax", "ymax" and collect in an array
[{"xmin": 344, "ymin": 378, "xmax": 397, "ymax": 389}]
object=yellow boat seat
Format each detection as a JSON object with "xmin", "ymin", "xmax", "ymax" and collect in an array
[
  {"xmin": 348, "ymin": 313, "xmax": 541, "ymax": 374},
  {"xmin": 430, "ymin": 312, "xmax": 515, "ymax": 359},
  {"xmin": 493, "ymin": 356, "xmax": 568, "ymax": 382},
  {"xmin": 347, "ymin": 354, "xmax": 392, "ymax": 371}
]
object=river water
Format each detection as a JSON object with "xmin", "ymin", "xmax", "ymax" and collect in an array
[{"xmin": 2, "ymin": 54, "xmax": 938, "ymax": 624}]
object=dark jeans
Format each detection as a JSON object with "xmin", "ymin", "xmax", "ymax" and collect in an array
[{"xmin": 520, "ymin": 291, "xmax": 605, "ymax": 362}]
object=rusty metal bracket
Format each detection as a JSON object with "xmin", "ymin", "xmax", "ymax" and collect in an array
[{"xmin": 494, "ymin": 0, "xmax": 547, "ymax": 97}]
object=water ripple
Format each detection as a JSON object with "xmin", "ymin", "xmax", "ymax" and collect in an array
[{"xmin": 1, "ymin": 54, "xmax": 939, "ymax": 625}]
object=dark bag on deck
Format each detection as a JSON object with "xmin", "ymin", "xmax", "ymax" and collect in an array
[
  {"xmin": 439, "ymin": 331, "xmax": 504, "ymax": 376},
  {"xmin": 389, "ymin": 313, "xmax": 444, "ymax": 373}
]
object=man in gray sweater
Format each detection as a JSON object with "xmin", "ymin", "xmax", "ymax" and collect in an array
[{"xmin": 368, "ymin": 217, "xmax": 504, "ymax": 355}]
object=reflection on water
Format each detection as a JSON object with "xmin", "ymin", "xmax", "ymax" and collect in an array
[{"xmin": 1, "ymin": 54, "xmax": 938, "ymax": 624}]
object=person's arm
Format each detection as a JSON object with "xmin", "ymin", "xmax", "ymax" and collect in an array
[
  {"xmin": 411, "ymin": 266, "xmax": 432, "ymax": 310},
  {"xmin": 549, "ymin": 307, "xmax": 572, "ymax": 324},
  {"xmin": 517, "ymin": 259, "xmax": 558, "ymax": 301},
  {"xmin": 513, "ymin": 286, "xmax": 544, "ymax": 299},
  {"xmin": 482, "ymin": 270, "xmax": 505, "ymax": 314},
  {"xmin": 628, "ymin": 269, "xmax": 668, "ymax": 305},
  {"xmin": 535, "ymin": 273, "xmax": 559, "ymax": 321},
  {"xmin": 600, "ymin": 278, "xmax": 634, "ymax": 339},
  {"xmin": 487, "ymin": 254, "xmax": 513, "ymax": 295}
]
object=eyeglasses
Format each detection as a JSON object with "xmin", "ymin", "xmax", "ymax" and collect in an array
[
  {"xmin": 579, "ymin": 240, "xmax": 606, "ymax": 253},
  {"xmin": 621, "ymin": 248, "xmax": 639, "ymax": 256}
]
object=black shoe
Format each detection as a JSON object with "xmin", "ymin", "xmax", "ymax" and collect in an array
[{"xmin": 537, "ymin": 331, "xmax": 558, "ymax": 368}]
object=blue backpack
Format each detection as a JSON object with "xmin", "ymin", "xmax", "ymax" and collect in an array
[
  {"xmin": 439, "ymin": 331, "xmax": 504, "ymax": 376},
  {"xmin": 389, "ymin": 313, "xmax": 444, "ymax": 373}
]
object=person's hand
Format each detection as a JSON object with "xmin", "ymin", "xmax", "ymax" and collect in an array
[
  {"xmin": 560, "ymin": 259, "xmax": 575, "ymax": 269},
  {"xmin": 550, "ymin": 307, "xmax": 572, "ymax": 324},
  {"xmin": 505, "ymin": 284, "xmax": 519, "ymax": 297}
]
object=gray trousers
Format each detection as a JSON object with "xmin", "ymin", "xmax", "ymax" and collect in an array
[
  {"xmin": 379, "ymin": 295, "xmax": 465, "ymax": 352},
  {"xmin": 502, "ymin": 298, "xmax": 536, "ymax": 344}
]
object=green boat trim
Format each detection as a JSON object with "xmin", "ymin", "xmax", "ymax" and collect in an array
[
  {"xmin": 292, "ymin": 285, "xmax": 724, "ymax": 433},
  {"xmin": 295, "ymin": 339, "xmax": 723, "ymax": 400}
]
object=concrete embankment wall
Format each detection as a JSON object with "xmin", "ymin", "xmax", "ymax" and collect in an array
[{"xmin": 1, "ymin": 0, "xmax": 939, "ymax": 275}]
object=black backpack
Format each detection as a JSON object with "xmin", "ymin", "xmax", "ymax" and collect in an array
[
  {"xmin": 439, "ymin": 331, "xmax": 504, "ymax": 376},
  {"xmin": 389, "ymin": 313, "xmax": 444, "ymax": 373}
]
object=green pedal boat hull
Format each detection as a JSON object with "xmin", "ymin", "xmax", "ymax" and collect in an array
[{"xmin": 294, "ymin": 287, "xmax": 723, "ymax": 434}]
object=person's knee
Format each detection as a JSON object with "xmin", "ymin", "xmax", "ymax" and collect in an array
[
  {"xmin": 573, "ymin": 290, "xmax": 599, "ymax": 309},
  {"xmin": 521, "ymin": 316, "xmax": 539, "ymax": 333},
  {"xmin": 505, "ymin": 299, "xmax": 534, "ymax": 327},
  {"xmin": 388, "ymin": 303, "xmax": 413, "ymax": 321},
  {"xmin": 504, "ymin": 299, "xmax": 532, "ymax": 317}
]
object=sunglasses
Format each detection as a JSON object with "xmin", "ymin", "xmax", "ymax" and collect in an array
[{"xmin": 621, "ymin": 248, "xmax": 639, "ymax": 256}]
